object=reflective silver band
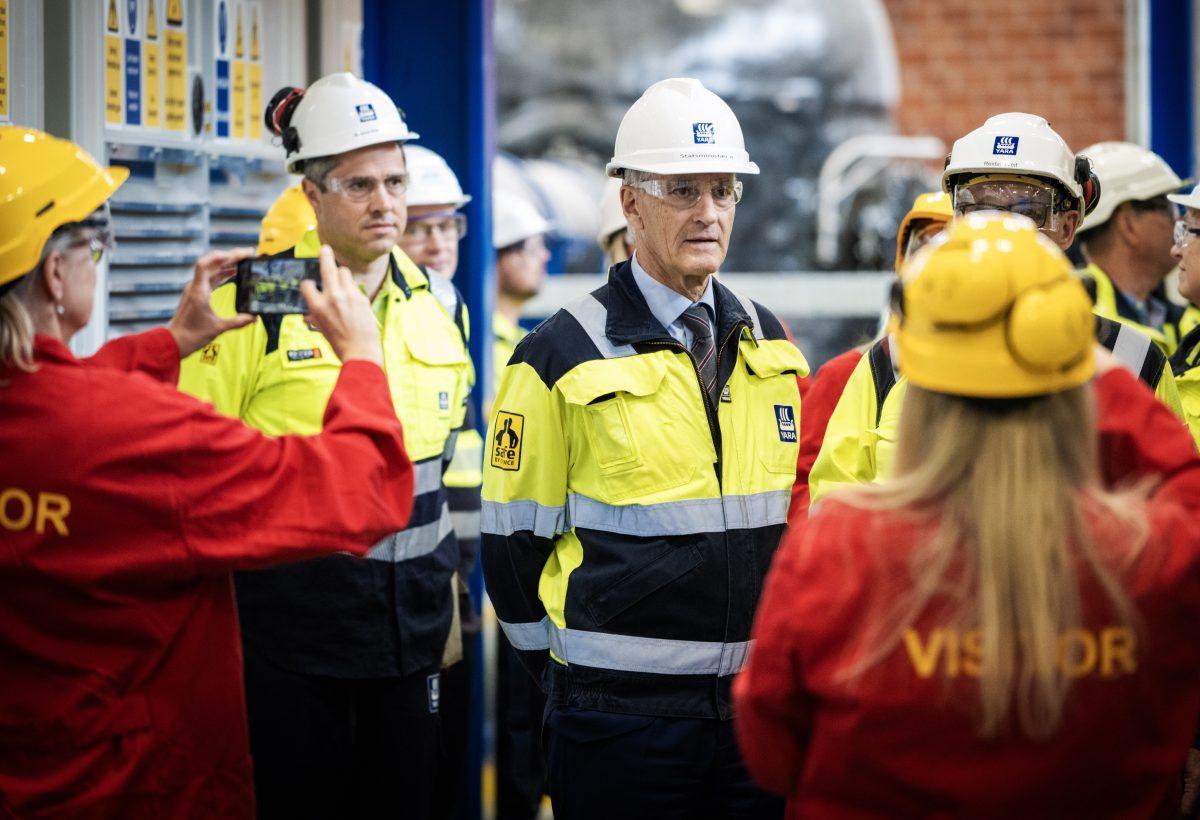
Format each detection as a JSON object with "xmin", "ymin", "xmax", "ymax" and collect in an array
[
  {"xmin": 367, "ymin": 502, "xmax": 454, "ymax": 562},
  {"xmin": 414, "ymin": 458, "xmax": 445, "ymax": 497},
  {"xmin": 550, "ymin": 627, "xmax": 752, "ymax": 676},
  {"xmin": 562, "ymin": 294, "xmax": 637, "ymax": 359},
  {"xmin": 481, "ymin": 499, "xmax": 568, "ymax": 539},
  {"xmin": 1111, "ymin": 324, "xmax": 1153, "ymax": 376},
  {"xmin": 732, "ymin": 291, "xmax": 763, "ymax": 340},
  {"xmin": 450, "ymin": 509, "xmax": 481, "ymax": 541},
  {"xmin": 567, "ymin": 490, "xmax": 789, "ymax": 536},
  {"xmin": 499, "ymin": 616, "xmax": 552, "ymax": 651}
]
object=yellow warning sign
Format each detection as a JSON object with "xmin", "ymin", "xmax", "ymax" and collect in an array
[
  {"xmin": 250, "ymin": 4, "xmax": 259, "ymax": 61},
  {"xmin": 249, "ymin": 61, "xmax": 262, "ymax": 140},
  {"xmin": 146, "ymin": 0, "xmax": 158, "ymax": 39},
  {"xmin": 0, "ymin": 0, "xmax": 9, "ymax": 120},
  {"xmin": 107, "ymin": 0, "xmax": 120, "ymax": 32},
  {"xmin": 105, "ymin": 35, "xmax": 123, "ymax": 124},
  {"xmin": 166, "ymin": 0, "xmax": 183, "ymax": 26},
  {"xmin": 234, "ymin": 3, "xmax": 244, "ymax": 59},
  {"xmin": 232, "ymin": 59, "xmax": 246, "ymax": 139},
  {"xmin": 491, "ymin": 412, "xmax": 525, "ymax": 471},
  {"xmin": 164, "ymin": 29, "xmax": 187, "ymax": 131},
  {"xmin": 144, "ymin": 39, "xmax": 161, "ymax": 128}
]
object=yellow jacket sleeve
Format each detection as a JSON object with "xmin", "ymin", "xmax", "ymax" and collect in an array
[
  {"xmin": 177, "ymin": 283, "xmax": 265, "ymax": 419},
  {"xmin": 808, "ymin": 353, "xmax": 882, "ymax": 506},
  {"xmin": 1153, "ymin": 366, "xmax": 1185, "ymax": 420}
]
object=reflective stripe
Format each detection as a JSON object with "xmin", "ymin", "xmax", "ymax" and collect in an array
[
  {"xmin": 563, "ymin": 294, "xmax": 636, "ymax": 359},
  {"xmin": 567, "ymin": 490, "xmax": 789, "ymax": 536},
  {"xmin": 481, "ymin": 499, "xmax": 567, "ymax": 539},
  {"xmin": 414, "ymin": 458, "xmax": 445, "ymax": 497},
  {"xmin": 450, "ymin": 509, "xmax": 481, "ymax": 541},
  {"xmin": 733, "ymin": 292, "xmax": 763, "ymax": 340},
  {"xmin": 367, "ymin": 502, "xmax": 453, "ymax": 562},
  {"xmin": 442, "ymin": 429, "xmax": 460, "ymax": 465},
  {"xmin": 550, "ymin": 627, "xmax": 752, "ymax": 676},
  {"xmin": 499, "ymin": 616, "xmax": 552, "ymax": 651},
  {"xmin": 1111, "ymin": 324, "xmax": 1152, "ymax": 376}
]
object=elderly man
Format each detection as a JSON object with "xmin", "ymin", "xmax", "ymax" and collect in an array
[
  {"xmin": 1168, "ymin": 185, "xmax": 1200, "ymax": 447},
  {"xmin": 481, "ymin": 78, "xmax": 807, "ymax": 818},
  {"xmin": 1077, "ymin": 141, "xmax": 1188, "ymax": 353},
  {"xmin": 179, "ymin": 73, "xmax": 474, "ymax": 819}
]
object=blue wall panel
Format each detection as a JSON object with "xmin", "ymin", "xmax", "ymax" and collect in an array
[{"xmin": 1148, "ymin": 0, "xmax": 1194, "ymax": 180}]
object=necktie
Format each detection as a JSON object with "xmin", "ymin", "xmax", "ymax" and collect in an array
[{"xmin": 682, "ymin": 303, "xmax": 717, "ymax": 406}]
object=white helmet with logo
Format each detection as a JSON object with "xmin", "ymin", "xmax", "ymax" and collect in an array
[
  {"xmin": 494, "ymin": 189, "xmax": 553, "ymax": 250},
  {"xmin": 266, "ymin": 72, "xmax": 419, "ymax": 174},
  {"xmin": 405, "ymin": 145, "xmax": 471, "ymax": 209},
  {"xmin": 596, "ymin": 178, "xmax": 628, "ymax": 247},
  {"xmin": 942, "ymin": 113, "xmax": 1098, "ymax": 215},
  {"xmin": 1079, "ymin": 141, "xmax": 1183, "ymax": 231},
  {"xmin": 605, "ymin": 78, "xmax": 759, "ymax": 178}
]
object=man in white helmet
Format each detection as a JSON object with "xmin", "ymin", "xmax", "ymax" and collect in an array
[
  {"xmin": 1076, "ymin": 141, "xmax": 1189, "ymax": 353},
  {"xmin": 179, "ymin": 73, "xmax": 474, "ymax": 818},
  {"xmin": 481, "ymin": 77, "xmax": 806, "ymax": 817},
  {"xmin": 492, "ymin": 189, "xmax": 552, "ymax": 382}
]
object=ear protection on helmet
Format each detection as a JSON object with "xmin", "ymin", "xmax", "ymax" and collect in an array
[
  {"xmin": 265, "ymin": 86, "xmax": 305, "ymax": 156},
  {"xmin": 1074, "ymin": 155, "xmax": 1102, "ymax": 216}
]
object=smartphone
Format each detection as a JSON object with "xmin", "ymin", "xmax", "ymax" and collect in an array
[{"xmin": 235, "ymin": 257, "xmax": 322, "ymax": 315}]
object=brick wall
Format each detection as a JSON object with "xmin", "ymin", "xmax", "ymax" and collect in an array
[{"xmin": 881, "ymin": 0, "xmax": 1126, "ymax": 154}]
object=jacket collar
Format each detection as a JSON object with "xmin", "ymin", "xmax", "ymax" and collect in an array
[
  {"xmin": 294, "ymin": 229, "xmax": 429, "ymax": 299},
  {"xmin": 603, "ymin": 259, "xmax": 752, "ymax": 347}
]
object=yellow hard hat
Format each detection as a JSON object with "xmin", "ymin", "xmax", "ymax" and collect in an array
[
  {"xmin": 893, "ymin": 212, "xmax": 1095, "ymax": 398},
  {"xmin": 894, "ymin": 191, "xmax": 953, "ymax": 270},
  {"xmin": 258, "ymin": 184, "xmax": 317, "ymax": 255},
  {"xmin": 0, "ymin": 127, "xmax": 129, "ymax": 287}
]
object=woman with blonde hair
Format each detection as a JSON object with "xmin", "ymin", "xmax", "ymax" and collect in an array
[{"xmin": 734, "ymin": 213, "xmax": 1200, "ymax": 818}]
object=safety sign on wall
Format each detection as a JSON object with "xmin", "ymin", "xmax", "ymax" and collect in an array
[
  {"xmin": 248, "ymin": 3, "xmax": 262, "ymax": 139},
  {"xmin": 143, "ymin": 0, "xmax": 161, "ymax": 128},
  {"xmin": 0, "ymin": 0, "xmax": 9, "ymax": 121},
  {"xmin": 123, "ymin": 0, "xmax": 143, "ymax": 126},
  {"xmin": 231, "ymin": 2, "xmax": 245, "ymax": 139},
  {"xmin": 213, "ymin": 0, "xmax": 230, "ymax": 138},
  {"xmin": 164, "ymin": 0, "xmax": 187, "ymax": 133},
  {"xmin": 105, "ymin": 0, "xmax": 123, "ymax": 123}
]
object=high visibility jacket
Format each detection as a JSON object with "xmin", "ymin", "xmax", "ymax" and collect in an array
[
  {"xmin": 481, "ymin": 260, "xmax": 809, "ymax": 719},
  {"xmin": 1170, "ymin": 324, "xmax": 1200, "ymax": 450},
  {"xmin": 179, "ymin": 231, "xmax": 473, "ymax": 678},
  {"xmin": 0, "ymin": 332, "xmax": 412, "ymax": 818},
  {"xmin": 808, "ymin": 317, "xmax": 1185, "ymax": 506},
  {"xmin": 788, "ymin": 348, "xmax": 864, "ymax": 520},
  {"xmin": 493, "ymin": 310, "xmax": 525, "ymax": 380},
  {"xmin": 1081, "ymin": 263, "xmax": 1188, "ymax": 354},
  {"xmin": 736, "ymin": 368, "xmax": 1200, "ymax": 819}
]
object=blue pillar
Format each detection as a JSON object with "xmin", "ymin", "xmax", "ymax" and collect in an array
[
  {"xmin": 1147, "ymin": 0, "xmax": 1194, "ymax": 179},
  {"xmin": 362, "ymin": 3, "xmax": 495, "ymax": 819}
]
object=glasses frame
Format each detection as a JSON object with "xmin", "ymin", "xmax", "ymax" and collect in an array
[
  {"xmin": 404, "ymin": 212, "xmax": 468, "ymax": 242},
  {"xmin": 325, "ymin": 173, "xmax": 410, "ymax": 202},
  {"xmin": 629, "ymin": 176, "xmax": 743, "ymax": 211},
  {"xmin": 954, "ymin": 183, "xmax": 1059, "ymax": 230},
  {"xmin": 1174, "ymin": 220, "xmax": 1200, "ymax": 244}
]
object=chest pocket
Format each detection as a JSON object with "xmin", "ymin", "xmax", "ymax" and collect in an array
[
  {"xmin": 395, "ymin": 306, "xmax": 470, "ymax": 460},
  {"xmin": 740, "ymin": 340, "xmax": 808, "ymax": 474},
  {"xmin": 559, "ymin": 356, "xmax": 702, "ymax": 502},
  {"xmin": 268, "ymin": 319, "xmax": 341, "ymax": 435}
]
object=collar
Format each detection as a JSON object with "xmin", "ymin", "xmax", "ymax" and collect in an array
[
  {"xmin": 295, "ymin": 229, "xmax": 430, "ymax": 298},
  {"xmin": 32, "ymin": 335, "xmax": 75, "ymax": 363},
  {"xmin": 630, "ymin": 252, "xmax": 715, "ymax": 330},
  {"xmin": 603, "ymin": 259, "xmax": 752, "ymax": 347},
  {"xmin": 493, "ymin": 311, "xmax": 524, "ymax": 344}
]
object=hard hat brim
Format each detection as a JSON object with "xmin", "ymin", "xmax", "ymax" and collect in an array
[{"xmin": 605, "ymin": 159, "xmax": 760, "ymax": 178}]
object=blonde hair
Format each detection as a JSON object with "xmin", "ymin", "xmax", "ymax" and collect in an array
[
  {"xmin": 0, "ymin": 275, "xmax": 36, "ymax": 376},
  {"xmin": 837, "ymin": 384, "xmax": 1145, "ymax": 740}
]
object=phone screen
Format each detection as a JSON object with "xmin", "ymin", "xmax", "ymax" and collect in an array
[{"xmin": 235, "ymin": 257, "xmax": 322, "ymax": 315}]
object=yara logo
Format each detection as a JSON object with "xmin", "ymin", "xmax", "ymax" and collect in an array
[
  {"xmin": 993, "ymin": 135, "xmax": 1019, "ymax": 155},
  {"xmin": 693, "ymin": 122, "xmax": 715, "ymax": 144}
]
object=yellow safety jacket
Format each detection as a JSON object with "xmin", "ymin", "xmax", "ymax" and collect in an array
[
  {"xmin": 808, "ymin": 317, "xmax": 1185, "ymax": 506},
  {"xmin": 1170, "ymin": 325, "xmax": 1200, "ymax": 450},
  {"xmin": 493, "ymin": 311, "xmax": 525, "ymax": 380},
  {"xmin": 178, "ymin": 231, "xmax": 474, "ymax": 678},
  {"xmin": 480, "ymin": 261, "xmax": 809, "ymax": 719},
  {"xmin": 1082, "ymin": 263, "xmax": 1189, "ymax": 354}
]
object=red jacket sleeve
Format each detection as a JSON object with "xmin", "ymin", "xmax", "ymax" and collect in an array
[
  {"xmin": 789, "ymin": 350, "xmax": 864, "ymax": 520},
  {"xmin": 1095, "ymin": 368, "xmax": 1200, "ymax": 510},
  {"xmin": 734, "ymin": 520, "xmax": 818, "ymax": 795},
  {"xmin": 84, "ymin": 327, "xmax": 181, "ymax": 384},
  {"xmin": 170, "ymin": 360, "xmax": 414, "ymax": 573}
]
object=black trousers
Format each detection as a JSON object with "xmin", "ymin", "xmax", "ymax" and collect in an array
[
  {"xmin": 544, "ymin": 705, "xmax": 784, "ymax": 820},
  {"xmin": 495, "ymin": 632, "xmax": 547, "ymax": 820},
  {"xmin": 431, "ymin": 619, "xmax": 479, "ymax": 820},
  {"xmin": 243, "ymin": 643, "xmax": 441, "ymax": 820}
]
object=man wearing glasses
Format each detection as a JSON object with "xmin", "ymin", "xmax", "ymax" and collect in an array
[
  {"xmin": 1167, "ymin": 185, "xmax": 1200, "ymax": 448},
  {"xmin": 481, "ymin": 78, "xmax": 807, "ymax": 818},
  {"xmin": 179, "ymin": 73, "xmax": 473, "ymax": 819},
  {"xmin": 1075, "ymin": 142, "xmax": 1189, "ymax": 354}
]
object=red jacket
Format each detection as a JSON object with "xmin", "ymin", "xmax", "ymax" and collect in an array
[
  {"xmin": 735, "ymin": 369, "xmax": 1200, "ymax": 819},
  {"xmin": 788, "ymin": 349, "xmax": 863, "ymax": 519},
  {"xmin": 0, "ymin": 331, "xmax": 414, "ymax": 819}
]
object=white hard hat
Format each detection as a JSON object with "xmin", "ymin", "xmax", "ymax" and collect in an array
[
  {"xmin": 272, "ymin": 73, "xmax": 418, "ymax": 174},
  {"xmin": 1169, "ymin": 184, "xmax": 1200, "ymax": 212},
  {"xmin": 596, "ymin": 178, "xmax": 628, "ymax": 247},
  {"xmin": 494, "ymin": 189, "xmax": 552, "ymax": 249},
  {"xmin": 1080, "ymin": 142, "xmax": 1183, "ymax": 231},
  {"xmin": 405, "ymin": 145, "xmax": 471, "ymax": 209},
  {"xmin": 605, "ymin": 78, "xmax": 759, "ymax": 178},
  {"xmin": 942, "ymin": 113, "xmax": 1094, "ymax": 214}
]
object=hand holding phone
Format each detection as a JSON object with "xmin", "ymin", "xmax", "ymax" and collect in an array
[{"xmin": 300, "ymin": 246, "xmax": 383, "ymax": 366}]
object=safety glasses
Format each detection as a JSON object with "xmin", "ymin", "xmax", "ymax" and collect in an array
[
  {"xmin": 954, "ymin": 180, "xmax": 1058, "ymax": 230},
  {"xmin": 404, "ymin": 212, "xmax": 467, "ymax": 242},
  {"xmin": 326, "ymin": 173, "xmax": 409, "ymax": 202},
  {"xmin": 1174, "ymin": 220, "xmax": 1200, "ymax": 244},
  {"xmin": 903, "ymin": 221, "xmax": 947, "ymax": 263},
  {"xmin": 630, "ymin": 176, "xmax": 743, "ymax": 211}
]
